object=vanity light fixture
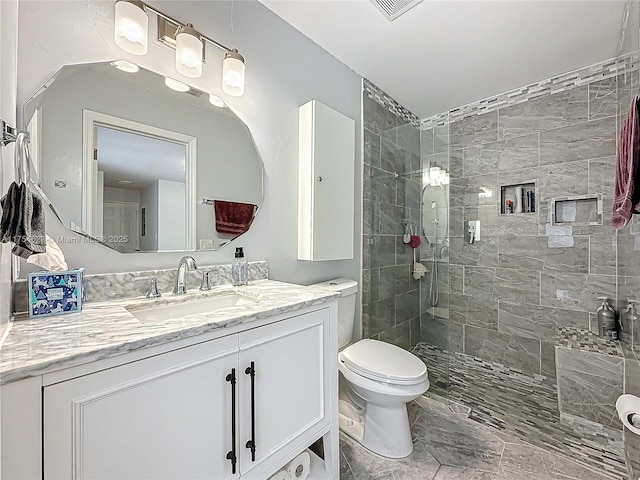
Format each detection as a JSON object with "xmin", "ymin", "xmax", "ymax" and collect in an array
[
  {"xmin": 113, "ymin": 0, "xmax": 246, "ymax": 95},
  {"xmin": 175, "ymin": 24, "xmax": 203, "ymax": 78},
  {"xmin": 114, "ymin": 0, "xmax": 148, "ymax": 55},
  {"xmin": 110, "ymin": 59, "xmax": 140, "ymax": 73},
  {"xmin": 208, "ymin": 94, "xmax": 226, "ymax": 108},
  {"xmin": 164, "ymin": 77, "xmax": 190, "ymax": 92}
]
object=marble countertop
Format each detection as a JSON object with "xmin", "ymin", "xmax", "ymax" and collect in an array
[{"xmin": 0, "ymin": 280, "xmax": 339, "ymax": 385}]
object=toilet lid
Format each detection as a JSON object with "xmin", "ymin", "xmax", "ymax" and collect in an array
[{"xmin": 340, "ymin": 339, "xmax": 428, "ymax": 385}]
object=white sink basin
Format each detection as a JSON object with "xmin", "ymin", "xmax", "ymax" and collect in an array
[{"xmin": 127, "ymin": 293, "xmax": 257, "ymax": 323}]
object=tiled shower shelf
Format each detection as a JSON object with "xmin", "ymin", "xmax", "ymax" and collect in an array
[
  {"xmin": 500, "ymin": 182, "xmax": 536, "ymax": 215},
  {"xmin": 550, "ymin": 194, "xmax": 603, "ymax": 226},
  {"xmin": 556, "ymin": 327, "xmax": 623, "ymax": 357}
]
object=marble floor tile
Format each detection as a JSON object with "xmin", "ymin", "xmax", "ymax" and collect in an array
[{"xmin": 433, "ymin": 466, "xmax": 495, "ymax": 479}]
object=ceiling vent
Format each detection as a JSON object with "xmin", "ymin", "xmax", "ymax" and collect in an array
[{"xmin": 370, "ymin": 0, "xmax": 423, "ymax": 21}]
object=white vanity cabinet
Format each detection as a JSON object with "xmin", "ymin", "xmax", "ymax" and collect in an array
[{"xmin": 3, "ymin": 305, "xmax": 337, "ymax": 480}]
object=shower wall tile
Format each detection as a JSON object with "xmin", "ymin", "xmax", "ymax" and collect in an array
[
  {"xmin": 497, "ymin": 86, "xmax": 589, "ymax": 139},
  {"xmin": 449, "ymin": 207, "xmax": 464, "ymax": 238},
  {"xmin": 450, "ymin": 264, "xmax": 464, "ymax": 295},
  {"xmin": 494, "ymin": 267, "xmax": 540, "ymax": 305},
  {"xmin": 618, "ymin": 70, "xmax": 639, "ymax": 117},
  {"xmin": 538, "ymin": 160, "xmax": 589, "ymax": 198},
  {"xmin": 363, "ymin": 94, "xmax": 397, "ymax": 135},
  {"xmin": 463, "ymin": 266, "xmax": 497, "ymax": 301},
  {"xmin": 541, "ymin": 341, "xmax": 556, "ymax": 381},
  {"xmin": 379, "ymin": 265, "xmax": 411, "ymax": 298},
  {"xmin": 498, "ymin": 235, "xmax": 589, "ymax": 274},
  {"xmin": 450, "ymin": 293, "xmax": 498, "ymax": 330},
  {"xmin": 449, "ymin": 236, "xmax": 499, "ymax": 267},
  {"xmin": 421, "ymin": 128, "xmax": 434, "ymax": 156},
  {"xmin": 421, "ymin": 314, "xmax": 450, "ymax": 350},
  {"xmin": 395, "ymin": 236, "xmax": 413, "ymax": 266},
  {"xmin": 588, "ymin": 76, "xmax": 618, "ymax": 120},
  {"xmin": 589, "ymin": 234, "xmax": 617, "ymax": 275},
  {"xmin": 370, "ymin": 235, "xmax": 396, "ymax": 269},
  {"xmin": 450, "ymin": 322, "xmax": 464, "ymax": 353},
  {"xmin": 588, "ymin": 157, "xmax": 616, "ymax": 196},
  {"xmin": 364, "ymin": 128, "xmax": 381, "ymax": 168},
  {"xmin": 449, "ymin": 148, "xmax": 463, "ymax": 178},
  {"xmin": 540, "ymin": 272, "xmax": 616, "ymax": 312},
  {"xmin": 365, "ymin": 296, "xmax": 396, "ymax": 337},
  {"xmin": 449, "ymin": 111, "xmax": 498, "ymax": 148},
  {"xmin": 381, "ymin": 137, "xmax": 409, "ymax": 174},
  {"xmin": 378, "ymin": 202, "xmax": 402, "ymax": 235},
  {"xmin": 410, "ymin": 316, "xmax": 421, "ymax": 348},
  {"xmin": 464, "ymin": 133, "xmax": 539, "ymax": 176},
  {"xmin": 396, "ymin": 123, "xmax": 421, "ymax": 157},
  {"xmin": 464, "ymin": 325, "xmax": 541, "ymax": 374},
  {"xmin": 556, "ymin": 348, "xmax": 623, "ymax": 427},
  {"xmin": 396, "ymin": 177, "xmax": 421, "ymax": 209},
  {"xmin": 396, "ymin": 290, "xmax": 421, "ymax": 323},
  {"xmin": 380, "ymin": 318, "xmax": 411, "ymax": 350},
  {"xmin": 539, "ymin": 116, "xmax": 616, "ymax": 166},
  {"xmin": 499, "ymin": 302, "xmax": 588, "ymax": 341},
  {"xmin": 433, "ymin": 124, "xmax": 449, "ymax": 154},
  {"xmin": 616, "ymin": 234, "xmax": 640, "ymax": 277},
  {"xmin": 449, "ymin": 174, "xmax": 498, "ymax": 208}
]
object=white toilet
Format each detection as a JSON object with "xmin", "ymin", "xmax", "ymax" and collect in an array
[{"xmin": 313, "ymin": 278, "xmax": 430, "ymax": 458}]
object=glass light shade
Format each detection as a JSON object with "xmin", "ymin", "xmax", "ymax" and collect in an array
[
  {"xmin": 114, "ymin": 0, "xmax": 148, "ymax": 55},
  {"xmin": 110, "ymin": 60, "xmax": 139, "ymax": 73},
  {"xmin": 208, "ymin": 94, "xmax": 226, "ymax": 108},
  {"xmin": 164, "ymin": 77, "xmax": 190, "ymax": 92},
  {"xmin": 175, "ymin": 25, "xmax": 203, "ymax": 78},
  {"xmin": 222, "ymin": 50, "xmax": 245, "ymax": 96}
]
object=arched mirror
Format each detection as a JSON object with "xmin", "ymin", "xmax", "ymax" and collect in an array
[{"xmin": 23, "ymin": 61, "xmax": 264, "ymax": 253}]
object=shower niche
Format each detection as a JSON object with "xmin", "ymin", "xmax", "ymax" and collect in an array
[
  {"xmin": 500, "ymin": 182, "xmax": 537, "ymax": 215},
  {"xmin": 550, "ymin": 194, "xmax": 603, "ymax": 226}
]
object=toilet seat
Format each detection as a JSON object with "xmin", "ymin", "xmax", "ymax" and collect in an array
[{"xmin": 340, "ymin": 339, "xmax": 428, "ymax": 386}]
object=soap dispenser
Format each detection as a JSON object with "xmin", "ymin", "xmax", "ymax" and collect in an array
[
  {"xmin": 620, "ymin": 299, "xmax": 639, "ymax": 346},
  {"xmin": 232, "ymin": 247, "xmax": 248, "ymax": 286},
  {"xmin": 597, "ymin": 297, "xmax": 617, "ymax": 341}
]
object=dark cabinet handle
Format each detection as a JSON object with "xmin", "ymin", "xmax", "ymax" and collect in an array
[
  {"xmin": 245, "ymin": 361, "xmax": 256, "ymax": 462},
  {"xmin": 225, "ymin": 368, "xmax": 237, "ymax": 474}
]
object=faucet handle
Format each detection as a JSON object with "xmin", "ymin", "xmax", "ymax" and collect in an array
[
  {"xmin": 200, "ymin": 271, "xmax": 212, "ymax": 291},
  {"xmin": 134, "ymin": 276, "xmax": 162, "ymax": 299}
]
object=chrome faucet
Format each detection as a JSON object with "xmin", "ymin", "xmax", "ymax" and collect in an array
[{"xmin": 173, "ymin": 256, "xmax": 198, "ymax": 295}]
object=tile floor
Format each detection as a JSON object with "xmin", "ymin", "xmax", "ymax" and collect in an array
[
  {"xmin": 339, "ymin": 397, "xmax": 615, "ymax": 480},
  {"xmin": 412, "ymin": 343, "xmax": 627, "ymax": 479}
]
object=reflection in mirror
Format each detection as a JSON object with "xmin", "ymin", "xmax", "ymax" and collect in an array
[
  {"xmin": 24, "ymin": 61, "xmax": 264, "ymax": 253},
  {"xmin": 421, "ymin": 166, "xmax": 449, "ymax": 255}
]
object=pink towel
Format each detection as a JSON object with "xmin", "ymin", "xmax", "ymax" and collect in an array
[{"xmin": 612, "ymin": 95, "xmax": 640, "ymax": 229}]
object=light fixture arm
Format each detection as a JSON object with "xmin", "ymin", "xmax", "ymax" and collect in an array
[{"xmin": 139, "ymin": 1, "xmax": 235, "ymax": 54}]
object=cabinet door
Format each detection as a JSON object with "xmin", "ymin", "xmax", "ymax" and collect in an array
[
  {"xmin": 238, "ymin": 309, "xmax": 327, "ymax": 475},
  {"xmin": 44, "ymin": 335, "xmax": 239, "ymax": 480}
]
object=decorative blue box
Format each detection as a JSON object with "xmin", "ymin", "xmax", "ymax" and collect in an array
[{"xmin": 28, "ymin": 269, "xmax": 85, "ymax": 318}]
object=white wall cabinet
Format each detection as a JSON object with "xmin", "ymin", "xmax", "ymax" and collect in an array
[
  {"xmin": 3, "ymin": 306, "xmax": 337, "ymax": 480},
  {"xmin": 298, "ymin": 100, "xmax": 355, "ymax": 261}
]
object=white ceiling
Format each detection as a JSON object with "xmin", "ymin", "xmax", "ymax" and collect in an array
[
  {"xmin": 97, "ymin": 126, "xmax": 186, "ymax": 189},
  {"xmin": 259, "ymin": 0, "xmax": 634, "ymax": 119}
]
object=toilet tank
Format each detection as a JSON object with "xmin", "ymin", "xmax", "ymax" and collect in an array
[{"xmin": 311, "ymin": 278, "xmax": 358, "ymax": 349}]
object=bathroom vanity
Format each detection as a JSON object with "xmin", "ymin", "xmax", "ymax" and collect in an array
[{"xmin": 1, "ymin": 280, "xmax": 339, "ymax": 480}]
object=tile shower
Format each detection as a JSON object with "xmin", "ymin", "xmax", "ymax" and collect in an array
[{"xmin": 362, "ymin": 52, "xmax": 640, "ymax": 478}]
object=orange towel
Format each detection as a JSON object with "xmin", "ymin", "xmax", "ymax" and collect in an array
[{"xmin": 214, "ymin": 200, "xmax": 257, "ymax": 235}]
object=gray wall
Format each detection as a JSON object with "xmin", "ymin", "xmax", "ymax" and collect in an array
[
  {"xmin": 16, "ymin": 1, "xmax": 362, "ymax": 299},
  {"xmin": 362, "ymin": 83, "xmax": 422, "ymax": 350},
  {"xmin": 0, "ymin": 0, "xmax": 18, "ymax": 331}
]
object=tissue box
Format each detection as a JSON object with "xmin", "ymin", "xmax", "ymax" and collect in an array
[{"xmin": 28, "ymin": 268, "xmax": 84, "ymax": 318}]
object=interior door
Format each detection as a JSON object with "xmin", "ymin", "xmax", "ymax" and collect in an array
[
  {"xmin": 44, "ymin": 335, "xmax": 240, "ymax": 480},
  {"xmin": 103, "ymin": 201, "xmax": 138, "ymax": 252}
]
